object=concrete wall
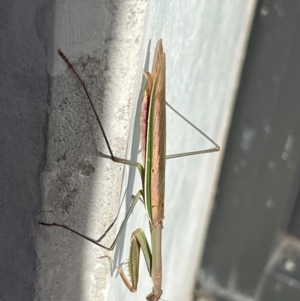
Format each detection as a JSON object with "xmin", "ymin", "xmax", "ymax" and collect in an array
[
  {"xmin": 0, "ymin": 0, "xmax": 256, "ymax": 300},
  {"xmin": 0, "ymin": 0, "xmax": 50, "ymax": 300},
  {"xmin": 35, "ymin": 1, "xmax": 147, "ymax": 300}
]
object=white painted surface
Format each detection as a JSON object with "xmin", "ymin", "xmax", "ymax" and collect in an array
[
  {"xmin": 106, "ymin": 1, "xmax": 256, "ymax": 301},
  {"xmin": 35, "ymin": 0, "xmax": 256, "ymax": 301}
]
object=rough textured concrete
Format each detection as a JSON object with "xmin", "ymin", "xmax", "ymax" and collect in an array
[
  {"xmin": 0, "ymin": 0, "xmax": 255, "ymax": 300},
  {"xmin": 35, "ymin": 1, "xmax": 146, "ymax": 301}
]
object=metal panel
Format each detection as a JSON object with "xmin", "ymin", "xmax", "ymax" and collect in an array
[{"xmin": 200, "ymin": 1, "xmax": 300, "ymax": 300}]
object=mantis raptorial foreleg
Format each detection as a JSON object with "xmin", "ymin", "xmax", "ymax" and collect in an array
[
  {"xmin": 40, "ymin": 39, "xmax": 220, "ymax": 301},
  {"xmin": 101, "ymin": 227, "xmax": 152, "ymax": 293}
]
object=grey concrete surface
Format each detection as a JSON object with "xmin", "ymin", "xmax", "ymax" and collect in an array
[
  {"xmin": 34, "ymin": 1, "xmax": 146, "ymax": 301},
  {"xmin": 0, "ymin": 0, "xmax": 255, "ymax": 300},
  {"xmin": 0, "ymin": 0, "xmax": 52, "ymax": 300}
]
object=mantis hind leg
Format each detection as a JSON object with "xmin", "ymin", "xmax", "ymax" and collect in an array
[{"xmin": 39, "ymin": 190, "xmax": 144, "ymax": 251}]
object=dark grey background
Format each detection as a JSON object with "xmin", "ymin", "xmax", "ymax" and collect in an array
[
  {"xmin": 199, "ymin": 1, "xmax": 300, "ymax": 300},
  {"xmin": 0, "ymin": 1, "xmax": 52, "ymax": 300}
]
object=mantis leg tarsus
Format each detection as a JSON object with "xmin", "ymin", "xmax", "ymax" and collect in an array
[
  {"xmin": 146, "ymin": 290, "xmax": 163, "ymax": 301},
  {"xmin": 38, "ymin": 221, "xmax": 111, "ymax": 250},
  {"xmin": 100, "ymin": 255, "xmax": 137, "ymax": 292}
]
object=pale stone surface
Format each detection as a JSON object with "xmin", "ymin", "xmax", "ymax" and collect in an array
[{"xmin": 35, "ymin": 0, "xmax": 256, "ymax": 300}]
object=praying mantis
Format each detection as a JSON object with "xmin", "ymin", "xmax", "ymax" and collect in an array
[{"xmin": 40, "ymin": 39, "xmax": 220, "ymax": 300}]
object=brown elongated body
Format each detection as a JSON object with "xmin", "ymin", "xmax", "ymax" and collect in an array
[
  {"xmin": 141, "ymin": 39, "xmax": 166, "ymax": 300},
  {"xmin": 142, "ymin": 39, "xmax": 166, "ymax": 225}
]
